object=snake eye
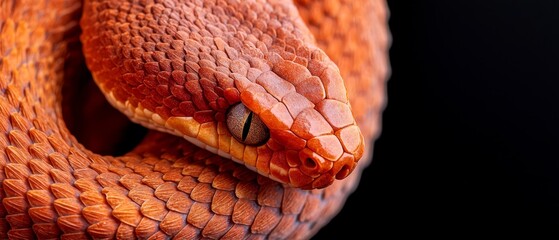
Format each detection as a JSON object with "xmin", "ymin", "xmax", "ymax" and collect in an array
[{"xmin": 226, "ymin": 103, "xmax": 270, "ymax": 146}]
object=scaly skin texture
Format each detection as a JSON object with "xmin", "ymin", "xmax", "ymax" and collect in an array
[
  {"xmin": 81, "ymin": 0, "xmax": 368, "ymax": 189},
  {"xmin": 0, "ymin": 0, "xmax": 390, "ymax": 239}
]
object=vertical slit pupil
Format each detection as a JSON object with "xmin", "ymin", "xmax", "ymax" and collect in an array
[{"xmin": 241, "ymin": 111, "xmax": 253, "ymax": 141}]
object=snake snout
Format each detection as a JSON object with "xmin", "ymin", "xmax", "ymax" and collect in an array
[{"xmin": 296, "ymin": 137, "xmax": 363, "ymax": 189}]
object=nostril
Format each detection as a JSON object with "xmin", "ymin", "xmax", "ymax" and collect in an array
[
  {"xmin": 304, "ymin": 158, "xmax": 317, "ymax": 169},
  {"xmin": 332, "ymin": 153, "xmax": 356, "ymax": 180},
  {"xmin": 335, "ymin": 163, "xmax": 351, "ymax": 180},
  {"xmin": 299, "ymin": 148, "xmax": 332, "ymax": 177}
]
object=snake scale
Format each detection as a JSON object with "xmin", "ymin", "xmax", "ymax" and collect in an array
[{"xmin": 0, "ymin": 0, "xmax": 390, "ymax": 239}]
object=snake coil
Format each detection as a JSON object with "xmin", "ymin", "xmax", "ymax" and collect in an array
[{"xmin": 0, "ymin": 0, "xmax": 390, "ymax": 239}]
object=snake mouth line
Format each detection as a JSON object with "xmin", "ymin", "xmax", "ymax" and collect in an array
[{"xmin": 100, "ymin": 88, "xmax": 262, "ymax": 168}]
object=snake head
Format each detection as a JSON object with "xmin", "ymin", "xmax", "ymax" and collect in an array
[
  {"xmin": 142, "ymin": 47, "xmax": 365, "ymax": 189},
  {"xmin": 80, "ymin": 0, "xmax": 365, "ymax": 189},
  {"xmin": 222, "ymin": 49, "xmax": 365, "ymax": 189}
]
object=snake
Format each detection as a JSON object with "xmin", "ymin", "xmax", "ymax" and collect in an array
[{"xmin": 0, "ymin": 0, "xmax": 390, "ymax": 239}]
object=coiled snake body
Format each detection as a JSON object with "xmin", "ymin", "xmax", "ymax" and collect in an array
[{"xmin": 0, "ymin": 0, "xmax": 389, "ymax": 239}]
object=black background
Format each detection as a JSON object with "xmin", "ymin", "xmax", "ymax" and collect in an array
[{"xmin": 314, "ymin": 1, "xmax": 559, "ymax": 238}]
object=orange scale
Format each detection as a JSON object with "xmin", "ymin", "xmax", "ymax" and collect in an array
[
  {"xmin": 113, "ymin": 88, "xmax": 131, "ymax": 102},
  {"xmin": 307, "ymin": 59, "xmax": 328, "ymax": 77},
  {"xmin": 240, "ymin": 91, "xmax": 277, "ymax": 115},
  {"xmin": 170, "ymin": 85, "xmax": 191, "ymax": 101},
  {"xmin": 256, "ymin": 151, "xmax": 272, "ymax": 176},
  {"xmin": 238, "ymin": 155, "xmax": 256, "ymax": 172},
  {"xmin": 191, "ymin": 93, "xmax": 210, "ymax": 110},
  {"xmin": 256, "ymin": 71, "xmax": 295, "ymax": 100},
  {"xmin": 215, "ymin": 71, "xmax": 234, "ymax": 89},
  {"xmin": 316, "ymin": 99, "xmax": 354, "ymax": 129},
  {"xmin": 199, "ymin": 68, "xmax": 216, "ymax": 81},
  {"xmin": 201, "ymin": 86, "xmax": 219, "ymax": 102},
  {"xmin": 285, "ymin": 45, "xmax": 296, "ymax": 55},
  {"xmin": 269, "ymin": 152, "xmax": 290, "ymax": 184},
  {"xmin": 266, "ymin": 50, "xmax": 283, "ymax": 65},
  {"xmin": 184, "ymin": 80, "xmax": 203, "ymax": 95},
  {"xmin": 255, "ymin": 146, "xmax": 273, "ymax": 170},
  {"xmin": 243, "ymin": 146, "xmax": 258, "ymax": 169},
  {"xmin": 293, "ymin": 56, "xmax": 308, "ymax": 67},
  {"xmin": 288, "ymin": 168, "xmax": 314, "ymax": 188},
  {"xmin": 125, "ymin": 59, "xmax": 143, "ymax": 72},
  {"xmin": 170, "ymin": 108, "xmax": 183, "ymax": 116},
  {"xmin": 200, "ymin": 76, "xmax": 217, "ymax": 87},
  {"xmin": 140, "ymin": 98, "xmax": 158, "ymax": 112},
  {"xmin": 214, "ymin": 111, "xmax": 225, "ymax": 122},
  {"xmin": 266, "ymin": 138, "xmax": 284, "ymax": 151},
  {"xmin": 296, "ymin": 45, "xmax": 311, "ymax": 60},
  {"xmin": 171, "ymin": 59, "xmax": 186, "ymax": 71},
  {"xmin": 218, "ymin": 134, "xmax": 231, "ymax": 153},
  {"xmin": 230, "ymin": 72, "xmax": 250, "ymax": 88},
  {"xmin": 307, "ymin": 135, "xmax": 344, "ymax": 162},
  {"xmin": 247, "ymin": 68, "xmax": 263, "ymax": 82},
  {"xmin": 229, "ymin": 138, "xmax": 245, "ymax": 161},
  {"xmin": 281, "ymin": 91, "xmax": 314, "ymax": 118},
  {"xmin": 159, "ymin": 60, "xmax": 173, "ymax": 75},
  {"xmin": 259, "ymin": 102, "xmax": 293, "ymax": 130},
  {"xmin": 230, "ymin": 59, "xmax": 250, "ymax": 77},
  {"xmin": 310, "ymin": 49, "xmax": 328, "ymax": 61},
  {"xmin": 193, "ymin": 110, "xmax": 215, "ymax": 123},
  {"xmin": 208, "ymin": 101, "xmax": 218, "ymax": 111},
  {"xmin": 214, "ymin": 87, "xmax": 224, "ymax": 97},
  {"xmin": 216, "ymin": 98, "xmax": 229, "ymax": 110},
  {"xmin": 335, "ymin": 125, "xmax": 364, "ymax": 156},
  {"xmin": 123, "ymin": 73, "xmax": 141, "ymax": 86},
  {"xmin": 319, "ymin": 67, "xmax": 347, "ymax": 103},
  {"xmin": 223, "ymin": 88, "xmax": 240, "ymax": 104},
  {"xmin": 157, "ymin": 69, "xmax": 171, "ymax": 81},
  {"xmin": 216, "ymin": 122, "xmax": 229, "ymax": 135},
  {"xmin": 198, "ymin": 122, "xmax": 218, "ymax": 147},
  {"xmin": 245, "ymin": 84, "xmax": 267, "ymax": 94},
  {"xmin": 186, "ymin": 72, "xmax": 199, "ymax": 82},
  {"xmin": 33, "ymin": 223, "xmax": 61, "ymax": 238},
  {"xmin": 178, "ymin": 101, "xmax": 196, "ymax": 116},
  {"xmin": 310, "ymin": 172, "xmax": 334, "ymax": 190},
  {"xmin": 269, "ymin": 129, "xmax": 306, "ymax": 150},
  {"xmin": 162, "ymin": 96, "xmax": 179, "ymax": 109},
  {"xmin": 171, "ymin": 70, "xmax": 187, "ymax": 85},
  {"xmin": 144, "ymin": 60, "xmax": 160, "ymax": 74},
  {"xmin": 185, "ymin": 61, "xmax": 201, "ymax": 74},
  {"xmin": 272, "ymin": 60, "xmax": 311, "ymax": 85},
  {"xmin": 248, "ymin": 57, "xmax": 271, "ymax": 72},
  {"xmin": 292, "ymin": 108, "xmax": 333, "ymax": 140},
  {"xmin": 150, "ymin": 90, "xmax": 165, "ymax": 104},
  {"xmin": 285, "ymin": 150, "xmax": 300, "ymax": 168},
  {"xmin": 278, "ymin": 50, "xmax": 296, "ymax": 62},
  {"xmin": 152, "ymin": 51, "xmax": 166, "ymax": 62},
  {"xmin": 128, "ymin": 87, "xmax": 144, "ymax": 100}
]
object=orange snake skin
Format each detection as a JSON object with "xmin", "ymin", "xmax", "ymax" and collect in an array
[{"xmin": 0, "ymin": 0, "xmax": 390, "ymax": 239}]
